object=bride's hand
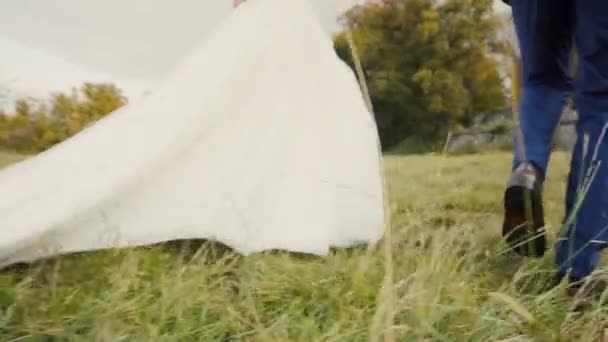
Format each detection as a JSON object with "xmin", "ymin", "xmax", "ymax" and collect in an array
[{"xmin": 233, "ymin": 0, "xmax": 246, "ymax": 7}]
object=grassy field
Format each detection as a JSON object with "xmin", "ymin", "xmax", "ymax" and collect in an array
[
  {"xmin": 0, "ymin": 151, "xmax": 606, "ymax": 341},
  {"xmin": 0, "ymin": 153, "xmax": 25, "ymax": 167}
]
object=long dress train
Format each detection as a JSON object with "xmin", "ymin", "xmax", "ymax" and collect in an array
[{"xmin": 0, "ymin": 0, "xmax": 384, "ymax": 268}]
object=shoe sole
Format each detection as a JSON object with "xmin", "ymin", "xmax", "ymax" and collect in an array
[{"xmin": 502, "ymin": 185, "xmax": 546, "ymax": 257}]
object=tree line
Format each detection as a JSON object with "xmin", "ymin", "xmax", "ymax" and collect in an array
[{"xmin": 0, "ymin": 83, "xmax": 126, "ymax": 153}]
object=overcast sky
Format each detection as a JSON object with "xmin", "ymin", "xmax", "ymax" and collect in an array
[
  {"xmin": 0, "ymin": 0, "xmax": 346, "ymax": 83},
  {"xmin": 0, "ymin": 0, "xmax": 510, "ymax": 87}
]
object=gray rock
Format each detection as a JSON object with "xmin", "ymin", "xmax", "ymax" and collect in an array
[
  {"xmin": 553, "ymin": 108, "xmax": 577, "ymax": 151},
  {"xmin": 447, "ymin": 106, "xmax": 578, "ymax": 153}
]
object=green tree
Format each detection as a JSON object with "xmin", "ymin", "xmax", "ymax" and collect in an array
[
  {"xmin": 334, "ymin": 0, "xmax": 507, "ymax": 150},
  {"xmin": 77, "ymin": 83, "xmax": 126, "ymax": 122},
  {"xmin": 0, "ymin": 111, "xmax": 8, "ymax": 146},
  {"xmin": 0, "ymin": 83, "xmax": 127, "ymax": 153},
  {"xmin": 49, "ymin": 83, "xmax": 125, "ymax": 137}
]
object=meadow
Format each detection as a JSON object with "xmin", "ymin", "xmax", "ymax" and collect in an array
[{"xmin": 0, "ymin": 151, "xmax": 606, "ymax": 341}]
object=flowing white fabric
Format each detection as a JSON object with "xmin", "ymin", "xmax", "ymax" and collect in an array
[{"xmin": 0, "ymin": 0, "xmax": 384, "ymax": 268}]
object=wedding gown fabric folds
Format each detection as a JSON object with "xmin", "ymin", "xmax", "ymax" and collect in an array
[{"xmin": 0, "ymin": 0, "xmax": 384, "ymax": 268}]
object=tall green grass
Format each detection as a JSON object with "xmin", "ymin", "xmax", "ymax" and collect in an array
[{"xmin": 0, "ymin": 152, "xmax": 606, "ymax": 341}]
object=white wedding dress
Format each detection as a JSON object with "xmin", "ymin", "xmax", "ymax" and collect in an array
[{"xmin": 0, "ymin": 0, "xmax": 384, "ymax": 268}]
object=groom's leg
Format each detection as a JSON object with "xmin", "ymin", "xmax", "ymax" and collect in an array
[
  {"xmin": 555, "ymin": 0, "xmax": 608, "ymax": 284},
  {"xmin": 502, "ymin": 0, "xmax": 574, "ymax": 257},
  {"xmin": 510, "ymin": 0, "xmax": 574, "ymax": 174}
]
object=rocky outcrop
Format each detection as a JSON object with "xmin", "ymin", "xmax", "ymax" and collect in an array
[
  {"xmin": 446, "ymin": 108, "xmax": 513, "ymax": 153},
  {"xmin": 447, "ymin": 106, "xmax": 578, "ymax": 153},
  {"xmin": 553, "ymin": 107, "xmax": 577, "ymax": 151}
]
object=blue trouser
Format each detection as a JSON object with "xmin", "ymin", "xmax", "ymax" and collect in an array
[{"xmin": 510, "ymin": 0, "xmax": 608, "ymax": 280}]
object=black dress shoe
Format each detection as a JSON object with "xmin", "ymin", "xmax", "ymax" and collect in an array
[
  {"xmin": 567, "ymin": 277, "xmax": 607, "ymax": 298},
  {"xmin": 566, "ymin": 276, "xmax": 607, "ymax": 311},
  {"xmin": 550, "ymin": 272, "xmax": 606, "ymax": 310},
  {"xmin": 502, "ymin": 163, "xmax": 547, "ymax": 257}
]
